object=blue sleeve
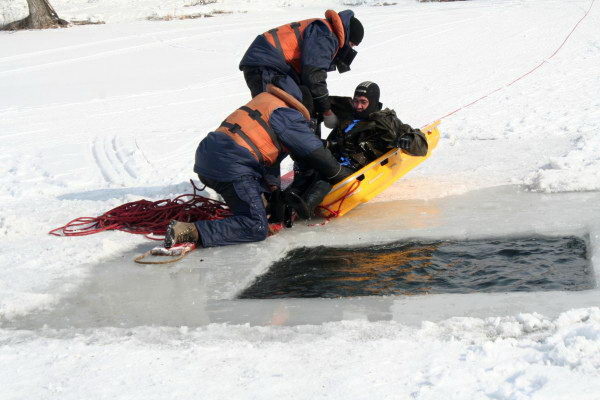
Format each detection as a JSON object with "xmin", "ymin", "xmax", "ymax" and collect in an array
[
  {"xmin": 263, "ymin": 162, "xmax": 281, "ymax": 188},
  {"xmin": 301, "ymin": 21, "xmax": 338, "ymax": 70},
  {"xmin": 270, "ymin": 108, "xmax": 323, "ymax": 158}
]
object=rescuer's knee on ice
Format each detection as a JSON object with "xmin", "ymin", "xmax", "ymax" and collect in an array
[{"xmin": 193, "ymin": 175, "xmax": 269, "ymax": 246}]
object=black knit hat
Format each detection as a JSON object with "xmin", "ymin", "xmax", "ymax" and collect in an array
[
  {"xmin": 348, "ymin": 16, "xmax": 364, "ymax": 45},
  {"xmin": 354, "ymin": 81, "xmax": 379, "ymax": 105},
  {"xmin": 353, "ymin": 81, "xmax": 381, "ymax": 118}
]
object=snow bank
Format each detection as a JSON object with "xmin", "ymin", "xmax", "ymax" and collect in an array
[
  {"xmin": 525, "ymin": 128, "xmax": 600, "ymax": 193},
  {"xmin": 1, "ymin": 308, "xmax": 599, "ymax": 399}
]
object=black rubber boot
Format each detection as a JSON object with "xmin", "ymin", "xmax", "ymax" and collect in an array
[
  {"xmin": 266, "ymin": 190, "xmax": 286, "ymax": 223},
  {"xmin": 284, "ymin": 187, "xmax": 311, "ymax": 220},
  {"xmin": 289, "ymin": 166, "xmax": 318, "ymax": 194},
  {"xmin": 300, "ymin": 180, "xmax": 332, "ymax": 219}
]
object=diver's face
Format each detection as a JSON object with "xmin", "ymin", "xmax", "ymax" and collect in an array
[{"xmin": 352, "ymin": 96, "xmax": 369, "ymax": 113}]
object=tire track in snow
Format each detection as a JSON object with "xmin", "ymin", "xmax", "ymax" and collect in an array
[
  {"xmin": 3, "ymin": 73, "xmax": 241, "ymax": 117},
  {"xmin": 0, "ymin": 27, "xmax": 205, "ymax": 64},
  {"xmin": 0, "ymin": 19, "xmax": 260, "ymax": 65},
  {"xmin": 91, "ymin": 136, "xmax": 115, "ymax": 183},
  {"xmin": 0, "ymin": 37, "xmax": 199, "ymax": 76},
  {"xmin": 112, "ymin": 136, "xmax": 137, "ymax": 179},
  {"xmin": 362, "ymin": 13, "xmax": 487, "ymax": 54},
  {"xmin": 0, "ymin": 128, "xmax": 48, "ymax": 139},
  {"xmin": 91, "ymin": 134, "xmax": 140, "ymax": 184},
  {"xmin": 0, "ymin": 20, "xmax": 256, "ymax": 76}
]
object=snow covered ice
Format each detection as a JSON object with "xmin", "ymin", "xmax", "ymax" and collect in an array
[{"xmin": 1, "ymin": 0, "xmax": 600, "ymax": 398}]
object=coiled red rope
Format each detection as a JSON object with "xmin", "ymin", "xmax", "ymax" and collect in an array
[{"xmin": 49, "ymin": 180, "xmax": 231, "ymax": 240}]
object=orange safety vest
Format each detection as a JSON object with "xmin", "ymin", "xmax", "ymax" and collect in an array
[
  {"xmin": 215, "ymin": 84, "xmax": 311, "ymax": 166},
  {"xmin": 263, "ymin": 9, "xmax": 346, "ymax": 74}
]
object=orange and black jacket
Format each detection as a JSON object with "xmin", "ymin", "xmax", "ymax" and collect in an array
[
  {"xmin": 239, "ymin": 10, "xmax": 355, "ymax": 113},
  {"xmin": 194, "ymin": 85, "xmax": 342, "ymax": 187}
]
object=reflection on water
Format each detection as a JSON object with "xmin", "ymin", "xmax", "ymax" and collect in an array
[{"xmin": 239, "ymin": 236, "xmax": 592, "ymax": 299}]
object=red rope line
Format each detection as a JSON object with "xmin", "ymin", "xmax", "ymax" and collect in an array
[
  {"xmin": 311, "ymin": 1, "xmax": 595, "ymax": 223},
  {"xmin": 317, "ymin": 179, "xmax": 362, "ymax": 219},
  {"xmin": 49, "ymin": 180, "xmax": 232, "ymax": 240},
  {"xmin": 437, "ymin": 0, "xmax": 595, "ymax": 121}
]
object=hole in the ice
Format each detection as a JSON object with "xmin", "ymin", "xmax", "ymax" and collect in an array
[{"xmin": 239, "ymin": 236, "xmax": 592, "ymax": 299}]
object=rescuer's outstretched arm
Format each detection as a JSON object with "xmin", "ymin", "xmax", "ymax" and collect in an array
[{"xmin": 270, "ymin": 108, "xmax": 351, "ymax": 184}]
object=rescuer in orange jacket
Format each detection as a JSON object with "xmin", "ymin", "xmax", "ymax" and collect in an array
[
  {"xmin": 239, "ymin": 9, "xmax": 364, "ymax": 129},
  {"xmin": 164, "ymin": 84, "xmax": 353, "ymax": 249}
]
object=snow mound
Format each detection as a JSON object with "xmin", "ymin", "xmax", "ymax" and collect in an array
[
  {"xmin": 1, "ymin": 308, "xmax": 599, "ymax": 399},
  {"xmin": 525, "ymin": 129, "xmax": 600, "ymax": 192}
]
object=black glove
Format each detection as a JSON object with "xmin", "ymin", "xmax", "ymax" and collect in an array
[
  {"xmin": 397, "ymin": 135, "xmax": 413, "ymax": 150},
  {"xmin": 282, "ymin": 187, "xmax": 310, "ymax": 222},
  {"xmin": 282, "ymin": 181, "xmax": 332, "ymax": 221},
  {"xmin": 267, "ymin": 188, "xmax": 302, "ymax": 227}
]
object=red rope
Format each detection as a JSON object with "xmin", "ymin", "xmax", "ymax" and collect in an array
[
  {"xmin": 49, "ymin": 180, "xmax": 232, "ymax": 240},
  {"xmin": 311, "ymin": 1, "xmax": 596, "ymax": 224},
  {"xmin": 437, "ymin": 0, "xmax": 595, "ymax": 121},
  {"xmin": 317, "ymin": 179, "xmax": 362, "ymax": 220}
]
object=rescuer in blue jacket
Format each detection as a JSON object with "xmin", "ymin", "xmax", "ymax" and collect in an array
[
  {"xmin": 239, "ymin": 9, "xmax": 364, "ymax": 129},
  {"xmin": 164, "ymin": 84, "xmax": 352, "ymax": 249}
]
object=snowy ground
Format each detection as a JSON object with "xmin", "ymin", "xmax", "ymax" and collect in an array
[{"xmin": 1, "ymin": 0, "xmax": 600, "ymax": 398}]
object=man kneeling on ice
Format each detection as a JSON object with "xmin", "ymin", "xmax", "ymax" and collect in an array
[
  {"xmin": 164, "ymin": 84, "xmax": 352, "ymax": 249},
  {"xmin": 284, "ymin": 81, "xmax": 429, "ymax": 217}
]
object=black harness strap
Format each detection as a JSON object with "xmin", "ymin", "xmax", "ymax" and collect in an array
[
  {"xmin": 268, "ymin": 28, "xmax": 283, "ymax": 55},
  {"xmin": 238, "ymin": 106, "xmax": 282, "ymax": 153},
  {"xmin": 220, "ymin": 121, "xmax": 264, "ymax": 164},
  {"xmin": 290, "ymin": 22, "xmax": 303, "ymax": 47}
]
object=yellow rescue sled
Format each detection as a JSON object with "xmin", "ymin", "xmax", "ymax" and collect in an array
[{"xmin": 318, "ymin": 120, "xmax": 441, "ymax": 218}]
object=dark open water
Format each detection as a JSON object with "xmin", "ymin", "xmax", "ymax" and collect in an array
[{"xmin": 239, "ymin": 236, "xmax": 592, "ymax": 299}]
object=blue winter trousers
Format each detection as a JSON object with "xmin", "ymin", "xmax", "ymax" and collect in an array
[{"xmin": 194, "ymin": 175, "xmax": 269, "ymax": 247}]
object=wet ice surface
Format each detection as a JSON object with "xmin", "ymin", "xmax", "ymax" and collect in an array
[
  {"xmin": 6, "ymin": 185, "xmax": 600, "ymax": 330},
  {"xmin": 239, "ymin": 236, "xmax": 592, "ymax": 299}
]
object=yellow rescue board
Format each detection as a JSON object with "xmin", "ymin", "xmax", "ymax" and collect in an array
[{"xmin": 318, "ymin": 120, "xmax": 441, "ymax": 218}]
